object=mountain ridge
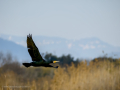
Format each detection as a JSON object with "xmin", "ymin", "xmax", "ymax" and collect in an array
[{"xmin": 0, "ymin": 34, "xmax": 120, "ymax": 61}]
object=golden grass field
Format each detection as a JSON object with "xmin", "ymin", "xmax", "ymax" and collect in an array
[{"xmin": 0, "ymin": 59, "xmax": 120, "ymax": 90}]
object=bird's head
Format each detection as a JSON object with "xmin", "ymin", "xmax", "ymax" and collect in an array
[
  {"xmin": 49, "ymin": 60, "xmax": 60, "ymax": 63},
  {"xmin": 53, "ymin": 61, "xmax": 60, "ymax": 63}
]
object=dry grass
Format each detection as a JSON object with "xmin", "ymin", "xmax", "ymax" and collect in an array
[{"xmin": 0, "ymin": 59, "xmax": 120, "ymax": 90}]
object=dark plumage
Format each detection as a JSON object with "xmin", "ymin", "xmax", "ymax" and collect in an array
[{"xmin": 23, "ymin": 34, "xmax": 59, "ymax": 68}]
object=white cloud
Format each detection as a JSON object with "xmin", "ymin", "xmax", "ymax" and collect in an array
[
  {"xmin": 98, "ymin": 45, "xmax": 101, "ymax": 47},
  {"xmin": 37, "ymin": 41, "xmax": 55, "ymax": 45},
  {"xmin": 90, "ymin": 41, "xmax": 99, "ymax": 44},
  {"xmin": 8, "ymin": 36, "xmax": 12, "ymax": 40},
  {"xmin": 68, "ymin": 43, "xmax": 72, "ymax": 49},
  {"xmin": 83, "ymin": 45, "xmax": 89, "ymax": 49},
  {"xmin": 103, "ymin": 45, "xmax": 106, "ymax": 47},
  {"xmin": 15, "ymin": 41, "xmax": 26, "ymax": 47},
  {"xmin": 43, "ymin": 40, "xmax": 50, "ymax": 45},
  {"xmin": 79, "ymin": 44, "xmax": 89, "ymax": 49},
  {"xmin": 16, "ymin": 42, "xmax": 19, "ymax": 44},
  {"xmin": 96, "ymin": 41, "xmax": 99, "ymax": 44},
  {"xmin": 97, "ymin": 45, "xmax": 106, "ymax": 48},
  {"xmin": 79, "ymin": 44, "xmax": 95, "ymax": 49},
  {"xmin": 51, "ymin": 41, "xmax": 54, "ymax": 44},
  {"xmin": 90, "ymin": 45, "xmax": 95, "ymax": 49}
]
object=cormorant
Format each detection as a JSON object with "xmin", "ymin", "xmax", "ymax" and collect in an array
[{"xmin": 23, "ymin": 34, "xmax": 59, "ymax": 68}]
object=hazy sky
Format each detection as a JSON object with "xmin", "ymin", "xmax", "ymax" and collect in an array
[{"xmin": 0, "ymin": 0, "xmax": 120, "ymax": 46}]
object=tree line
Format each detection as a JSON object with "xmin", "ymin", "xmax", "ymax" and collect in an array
[{"xmin": 0, "ymin": 52, "xmax": 120, "ymax": 79}]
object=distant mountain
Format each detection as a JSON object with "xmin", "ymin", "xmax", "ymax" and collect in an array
[
  {"xmin": 0, "ymin": 34, "xmax": 120, "ymax": 61},
  {"xmin": 0, "ymin": 38, "xmax": 31, "ymax": 62}
]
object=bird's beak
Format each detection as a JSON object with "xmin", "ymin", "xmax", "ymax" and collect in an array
[{"xmin": 53, "ymin": 61, "xmax": 60, "ymax": 63}]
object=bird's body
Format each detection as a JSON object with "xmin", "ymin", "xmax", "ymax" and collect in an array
[{"xmin": 23, "ymin": 34, "xmax": 59, "ymax": 68}]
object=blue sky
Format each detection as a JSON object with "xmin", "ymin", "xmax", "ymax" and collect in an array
[{"xmin": 0, "ymin": 0, "xmax": 120, "ymax": 46}]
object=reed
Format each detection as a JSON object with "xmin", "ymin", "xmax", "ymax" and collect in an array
[{"xmin": 0, "ymin": 59, "xmax": 120, "ymax": 90}]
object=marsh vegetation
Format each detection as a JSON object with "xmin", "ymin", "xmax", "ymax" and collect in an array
[{"xmin": 0, "ymin": 52, "xmax": 120, "ymax": 90}]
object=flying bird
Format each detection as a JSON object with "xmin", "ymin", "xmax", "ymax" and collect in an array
[{"xmin": 23, "ymin": 34, "xmax": 59, "ymax": 68}]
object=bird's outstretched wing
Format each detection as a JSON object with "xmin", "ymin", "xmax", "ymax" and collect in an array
[{"xmin": 27, "ymin": 34, "xmax": 44, "ymax": 61}]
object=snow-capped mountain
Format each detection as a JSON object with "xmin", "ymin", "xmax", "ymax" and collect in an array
[{"xmin": 0, "ymin": 34, "xmax": 120, "ymax": 61}]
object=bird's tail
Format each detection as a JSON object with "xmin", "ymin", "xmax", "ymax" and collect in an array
[{"xmin": 23, "ymin": 63, "xmax": 31, "ymax": 68}]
